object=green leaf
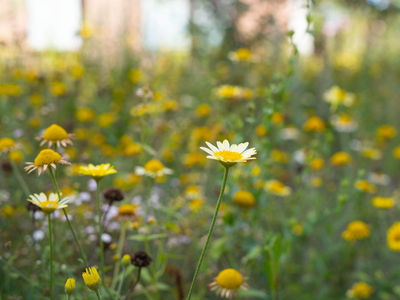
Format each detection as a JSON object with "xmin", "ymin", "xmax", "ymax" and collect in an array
[
  {"xmin": 239, "ymin": 288, "xmax": 268, "ymax": 298},
  {"xmin": 273, "ymin": 235, "xmax": 281, "ymax": 272},
  {"xmin": 263, "ymin": 250, "xmax": 274, "ymax": 291},
  {"xmin": 128, "ymin": 233, "xmax": 168, "ymax": 241}
]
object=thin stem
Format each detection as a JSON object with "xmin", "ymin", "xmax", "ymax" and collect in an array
[
  {"xmin": 186, "ymin": 166, "xmax": 230, "ymax": 300},
  {"xmin": 48, "ymin": 213, "xmax": 53, "ymax": 300},
  {"xmin": 111, "ymin": 222, "xmax": 128, "ymax": 289},
  {"xmin": 123, "ymin": 267, "xmax": 142, "ymax": 300},
  {"xmin": 48, "ymin": 167, "xmax": 88, "ymax": 267},
  {"xmin": 95, "ymin": 289, "xmax": 103, "ymax": 300},
  {"xmin": 9, "ymin": 158, "xmax": 30, "ymax": 198},
  {"xmin": 116, "ymin": 267, "xmax": 126, "ymax": 300},
  {"xmin": 96, "ymin": 180, "xmax": 114, "ymax": 299},
  {"xmin": 144, "ymin": 234, "xmax": 158, "ymax": 299}
]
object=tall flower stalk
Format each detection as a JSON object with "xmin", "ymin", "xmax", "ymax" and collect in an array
[{"xmin": 186, "ymin": 140, "xmax": 256, "ymax": 300}]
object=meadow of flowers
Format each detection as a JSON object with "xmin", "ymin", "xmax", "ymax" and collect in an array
[{"xmin": 1, "ymin": 1, "xmax": 400, "ymax": 300}]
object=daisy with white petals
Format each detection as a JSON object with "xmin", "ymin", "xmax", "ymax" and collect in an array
[
  {"xmin": 200, "ymin": 140, "xmax": 256, "ymax": 167},
  {"xmin": 27, "ymin": 192, "xmax": 70, "ymax": 214}
]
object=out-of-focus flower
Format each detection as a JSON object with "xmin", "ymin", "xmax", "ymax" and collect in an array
[
  {"xmin": 128, "ymin": 69, "xmax": 141, "ymax": 83},
  {"xmin": 184, "ymin": 152, "xmax": 207, "ymax": 167},
  {"xmin": 331, "ymin": 152, "xmax": 351, "ymax": 166},
  {"xmin": 371, "ymin": 197, "xmax": 394, "ymax": 209},
  {"xmin": 342, "ymin": 221, "xmax": 370, "ymax": 241},
  {"xmin": 264, "ymin": 180, "xmax": 291, "ymax": 196},
  {"xmin": 270, "ymin": 149, "xmax": 289, "ymax": 164},
  {"xmin": 367, "ymin": 172, "xmax": 390, "ymax": 186},
  {"xmin": 2, "ymin": 205, "xmax": 15, "ymax": 218},
  {"xmin": 80, "ymin": 22, "xmax": 93, "ymax": 38},
  {"xmin": 347, "ymin": 282, "xmax": 373, "ymax": 299},
  {"xmin": 292, "ymin": 223, "xmax": 304, "ymax": 235},
  {"xmin": 131, "ymin": 250, "xmax": 152, "ymax": 267},
  {"xmin": 387, "ymin": 222, "xmax": 400, "ymax": 251},
  {"xmin": 377, "ymin": 125, "xmax": 396, "ymax": 140},
  {"xmin": 233, "ymin": 190, "xmax": 255, "ymax": 208},
  {"xmin": 135, "ymin": 159, "xmax": 173, "ymax": 178},
  {"xmin": 361, "ymin": 147, "xmax": 382, "ymax": 160},
  {"xmin": 25, "ymin": 149, "xmax": 70, "ymax": 176},
  {"xmin": 51, "ymin": 82, "xmax": 66, "ymax": 96},
  {"xmin": 30, "ymin": 93, "xmax": 43, "ymax": 106},
  {"xmin": 9, "ymin": 150, "xmax": 23, "ymax": 162},
  {"xmin": 189, "ymin": 199, "xmax": 203, "ymax": 211},
  {"xmin": 79, "ymin": 164, "xmax": 117, "ymax": 181},
  {"xmin": 36, "ymin": 124, "xmax": 74, "ymax": 148},
  {"xmin": 200, "ymin": 140, "xmax": 256, "ymax": 168},
  {"xmin": 393, "ymin": 146, "xmax": 400, "ymax": 159},
  {"xmin": 0, "ymin": 138, "xmax": 17, "ymax": 154},
  {"xmin": 354, "ymin": 180, "xmax": 376, "ymax": 194},
  {"xmin": 71, "ymin": 65, "xmax": 84, "ymax": 78},
  {"xmin": 208, "ymin": 268, "xmax": 248, "ymax": 299},
  {"xmin": 330, "ymin": 113, "xmax": 358, "ymax": 132},
  {"xmin": 65, "ymin": 278, "xmax": 75, "ymax": 296},
  {"xmin": 271, "ymin": 112, "xmax": 284, "ymax": 125},
  {"xmin": 310, "ymin": 158, "xmax": 324, "ymax": 170},
  {"xmin": 280, "ymin": 125, "xmax": 300, "ymax": 140},
  {"xmin": 255, "ymin": 125, "xmax": 267, "ymax": 137},
  {"xmin": 228, "ymin": 48, "xmax": 252, "ymax": 61},
  {"xmin": 196, "ymin": 104, "xmax": 211, "ymax": 117},
  {"xmin": 303, "ymin": 116, "xmax": 325, "ymax": 132},
  {"xmin": 323, "ymin": 86, "xmax": 355, "ymax": 111},
  {"xmin": 76, "ymin": 108, "xmax": 95, "ymax": 122},
  {"xmin": 118, "ymin": 204, "xmax": 137, "ymax": 217},
  {"xmin": 27, "ymin": 193, "xmax": 70, "ymax": 214},
  {"xmin": 97, "ymin": 113, "xmax": 114, "ymax": 128}
]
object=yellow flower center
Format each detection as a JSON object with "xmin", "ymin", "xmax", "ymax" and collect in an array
[
  {"xmin": 214, "ymin": 151, "xmax": 243, "ymax": 162},
  {"xmin": 40, "ymin": 201, "xmax": 60, "ymax": 213},
  {"xmin": 34, "ymin": 149, "xmax": 62, "ymax": 167},
  {"xmin": 216, "ymin": 269, "xmax": 243, "ymax": 290},
  {"xmin": 144, "ymin": 159, "xmax": 164, "ymax": 173},
  {"xmin": 335, "ymin": 89, "xmax": 346, "ymax": 101},
  {"xmin": 43, "ymin": 124, "xmax": 69, "ymax": 141},
  {"xmin": 0, "ymin": 138, "xmax": 15, "ymax": 151},
  {"xmin": 270, "ymin": 181, "xmax": 285, "ymax": 193},
  {"xmin": 394, "ymin": 232, "xmax": 400, "ymax": 241},
  {"xmin": 118, "ymin": 204, "xmax": 137, "ymax": 216},
  {"xmin": 339, "ymin": 114, "xmax": 352, "ymax": 123}
]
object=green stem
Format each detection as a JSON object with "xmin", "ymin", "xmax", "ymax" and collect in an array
[
  {"xmin": 9, "ymin": 158, "xmax": 30, "ymax": 198},
  {"xmin": 96, "ymin": 180, "xmax": 114, "ymax": 299},
  {"xmin": 48, "ymin": 213, "xmax": 53, "ymax": 300},
  {"xmin": 116, "ymin": 267, "xmax": 126, "ymax": 300},
  {"xmin": 186, "ymin": 166, "xmax": 230, "ymax": 300},
  {"xmin": 111, "ymin": 222, "xmax": 127, "ymax": 289},
  {"xmin": 48, "ymin": 167, "xmax": 88, "ymax": 267},
  {"xmin": 144, "ymin": 234, "xmax": 159, "ymax": 299},
  {"xmin": 95, "ymin": 289, "xmax": 103, "ymax": 300}
]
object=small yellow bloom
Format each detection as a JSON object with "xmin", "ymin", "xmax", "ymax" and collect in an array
[
  {"xmin": 65, "ymin": 278, "xmax": 75, "ymax": 296},
  {"xmin": 128, "ymin": 69, "xmax": 141, "ymax": 83},
  {"xmin": 264, "ymin": 180, "xmax": 291, "ymax": 196},
  {"xmin": 118, "ymin": 204, "xmax": 137, "ymax": 216},
  {"xmin": 0, "ymin": 138, "xmax": 16, "ymax": 154},
  {"xmin": 122, "ymin": 142, "xmax": 143, "ymax": 156},
  {"xmin": 97, "ymin": 113, "xmax": 114, "ymax": 128},
  {"xmin": 79, "ymin": 163, "xmax": 117, "ymax": 181},
  {"xmin": 311, "ymin": 177, "xmax": 323, "ymax": 187},
  {"xmin": 209, "ymin": 268, "xmax": 248, "ymax": 299},
  {"xmin": 270, "ymin": 149, "xmax": 289, "ymax": 164},
  {"xmin": 196, "ymin": 104, "xmax": 211, "ymax": 117},
  {"xmin": 342, "ymin": 221, "xmax": 370, "ymax": 241},
  {"xmin": 189, "ymin": 199, "xmax": 204, "ymax": 211},
  {"xmin": 371, "ymin": 197, "xmax": 394, "ymax": 209},
  {"xmin": 377, "ymin": 125, "xmax": 396, "ymax": 140},
  {"xmin": 331, "ymin": 152, "xmax": 351, "ymax": 166},
  {"xmin": 200, "ymin": 140, "xmax": 256, "ymax": 168},
  {"xmin": 51, "ymin": 82, "xmax": 66, "ymax": 96},
  {"xmin": 255, "ymin": 125, "xmax": 267, "ymax": 137},
  {"xmin": 36, "ymin": 124, "xmax": 74, "ymax": 148},
  {"xmin": 217, "ymin": 85, "xmax": 236, "ymax": 98},
  {"xmin": 122, "ymin": 254, "xmax": 131, "ymax": 267},
  {"xmin": 310, "ymin": 158, "xmax": 324, "ymax": 170},
  {"xmin": 135, "ymin": 159, "xmax": 173, "ymax": 178},
  {"xmin": 2, "ymin": 205, "xmax": 15, "ymax": 218},
  {"xmin": 271, "ymin": 112, "xmax": 284, "ymax": 125},
  {"xmin": 323, "ymin": 86, "xmax": 356, "ymax": 111},
  {"xmin": 184, "ymin": 152, "xmax": 206, "ymax": 167},
  {"xmin": 354, "ymin": 180, "xmax": 376, "ymax": 194},
  {"xmin": 292, "ymin": 223, "xmax": 304, "ymax": 235},
  {"xmin": 233, "ymin": 190, "xmax": 255, "ymax": 208},
  {"xmin": 348, "ymin": 282, "xmax": 373, "ymax": 299},
  {"xmin": 25, "ymin": 149, "xmax": 70, "ymax": 176},
  {"xmin": 9, "ymin": 150, "xmax": 23, "ymax": 162},
  {"xmin": 393, "ymin": 146, "xmax": 400, "ymax": 159},
  {"xmin": 303, "ymin": 116, "xmax": 325, "ymax": 132},
  {"xmin": 30, "ymin": 93, "xmax": 43, "ymax": 106},
  {"xmin": 76, "ymin": 107, "xmax": 95, "ymax": 122},
  {"xmin": 82, "ymin": 267, "xmax": 101, "ymax": 291},
  {"xmin": 388, "ymin": 222, "xmax": 400, "ymax": 251},
  {"xmin": 229, "ymin": 48, "xmax": 252, "ymax": 61}
]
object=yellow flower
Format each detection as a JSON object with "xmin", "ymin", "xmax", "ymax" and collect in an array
[
  {"xmin": 292, "ymin": 223, "xmax": 304, "ymax": 235},
  {"xmin": 362, "ymin": 147, "xmax": 382, "ymax": 160},
  {"xmin": 348, "ymin": 282, "xmax": 373, "ymax": 299},
  {"xmin": 30, "ymin": 93, "xmax": 43, "ymax": 106},
  {"xmin": 264, "ymin": 180, "xmax": 291, "ymax": 196},
  {"xmin": 233, "ymin": 190, "xmax": 255, "ymax": 208},
  {"xmin": 193, "ymin": 127, "xmax": 213, "ymax": 142},
  {"xmin": 371, "ymin": 197, "xmax": 394, "ymax": 209},
  {"xmin": 196, "ymin": 104, "xmax": 211, "ymax": 117},
  {"xmin": 82, "ymin": 267, "xmax": 101, "ymax": 291},
  {"xmin": 189, "ymin": 199, "xmax": 204, "ymax": 211},
  {"xmin": 27, "ymin": 193, "xmax": 70, "ymax": 214},
  {"xmin": 330, "ymin": 113, "xmax": 358, "ymax": 132},
  {"xmin": 331, "ymin": 152, "xmax": 351, "ymax": 166},
  {"xmin": 185, "ymin": 185, "xmax": 202, "ymax": 199},
  {"xmin": 255, "ymin": 125, "xmax": 267, "ymax": 137},
  {"xmin": 122, "ymin": 254, "xmax": 131, "ymax": 267},
  {"xmin": 354, "ymin": 180, "xmax": 376, "ymax": 194},
  {"xmin": 122, "ymin": 142, "xmax": 143, "ymax": 156},
  {"xmin": 97, "ymin": 113, "xmax": 114, "ymax": 128},
  {"xmin": 323, "ymin": 86, "xmax": 356, "ymax": 111},
  {"xmin": 25, "ymin": 149, "xmax": 70, "ymax": 176},
  {"xmin": 128, "ymin": 69, "xmax": 141, "ymax": 83},
  {"xmin": 75, "ymin": 128, "xmax": 88, "ymax": 140},
  {"xmin": 2, "ymin": 205, "xmax": 15, "ymax": 218},
  {"xmin": 229, "ymin": 48, "xmax": 252, "ymax": 61},
  {"xmin": 79, "ymin": 164, "xmax": 117, "ymax": 181},
  {"xmin": 135, "ymin": 159, "xmax": 173, "ymax": 178},
  {"xmin": 310, "ymin": 158, "xmax": 324, "ymax": 170},
  {"xmin": 76, "ymin": 107, "xmax": 95, "ymax": 122},
  {"xmin": 0, "ymin": 138, "xmax": 17, "ymax": 154},
  {"xmin": 209, "ymin": 268, "xmax": 249, "ymax": 299},
  {"xmin": 184, "ymin": 152, "xmax": 207, "ymax": 167},
  {"xmin": 51, "ymin": 82, "xmax": 66, "ymax": 96},
  {"xmin": 65, "ymin": 278, "xmax": 75, "ymax": 296},
  {"xmin": 162, "ymin": 99, "xmax": 179, "ymax": 112},
  {"xmin": 270, "ymin": 149, "xmax": 289, "ymax": 164},
  {"xmin": 36, "ymin": 124, "xmax": 74, "ymax": 148},
  {"xmin": 271, "ymin": 112, "xmax": 284, "ymax": 125},
  {"xmin": 217, "ymin": 85, "xmax": 236, "ymax": 98},
  {"xmin": 377, "ymin": 125, "xmax": 396, "ymax": 140},
  {"xmin": 303, "ymin": 116, "xmax": 325, "ymax": 132},
  {"xmin": 71, "ymin": 65, "xmax": 84, "ymax": 78},
  {"xmin": 9, "ymin": 150, "xmax": 23, "ymax": 162},
  {"xmin": 80, "ymin": 22, "xmax": 93, "ymax": 38},
  {"xmin": 342, "ymin": 221, "xmax": 370, "ymax": 241},
  {"xmin": 388, "ymin": 222, "xmax": 400, "ymax": 251},
  {"xmin": 118, "ymin": 204, "xmax": 137, "ymax": 216},
  {"xmin": 311, "ymin": 177, "xmax": 323, "ymax": 187},
  {"xmin": 200, "ymin": 140, "xmax": 256, "ymax": 168}
]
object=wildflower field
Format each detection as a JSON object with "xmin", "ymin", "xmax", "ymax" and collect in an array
[{"xmin": 1, "ymin": 1, "xmax": 400, "ymax": 299}]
